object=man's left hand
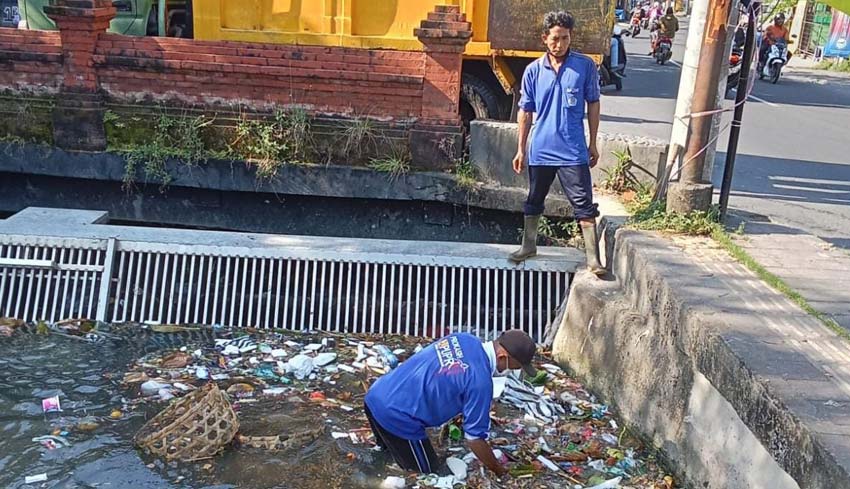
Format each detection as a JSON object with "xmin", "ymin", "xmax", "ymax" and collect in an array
[{"xmin": 589, "ymin": 144, "xmax": 600, "ymax": 168}]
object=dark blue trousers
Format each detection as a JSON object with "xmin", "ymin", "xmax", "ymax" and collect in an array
[{"xmin": 524, "ymin": 165, "xmax": 599, "ymax": 220}]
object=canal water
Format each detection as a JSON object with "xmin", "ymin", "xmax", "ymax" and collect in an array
[{"xmin": 0, "ymin": 329, "xmax": 393, "ymax": 489}]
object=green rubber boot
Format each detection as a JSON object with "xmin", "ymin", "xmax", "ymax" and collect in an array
[{"xmin": 509, "ymin": 215, "xmax": 540, "ymax": 263}]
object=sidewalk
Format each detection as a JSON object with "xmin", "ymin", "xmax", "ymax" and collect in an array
[{"xmin": 727, "ymin": 212, "xmax": 850, "ymax": 334}]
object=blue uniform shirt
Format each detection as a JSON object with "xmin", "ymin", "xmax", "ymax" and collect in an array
[
  {"xmin": 365, "ymin": 333, "xmax": 494, "ymax": 441},
  {"xmin": 519, "ymin": 51, "xmax": 600, "ymax": 166}
]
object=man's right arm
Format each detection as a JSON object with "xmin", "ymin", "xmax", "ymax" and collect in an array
[
  {"xmin": 467, "ymin": 438, "xmax": 508, "ymax": 477},
  {"xmin": 513, "ymin": 109, "xmax": 532, "ymax": 174}
]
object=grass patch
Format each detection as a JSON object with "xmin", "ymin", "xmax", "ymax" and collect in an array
[
  {"xmin": 816, "ymin": 57, "xmax": 850, "ymax": 73},
  {"xmin": 227, "ymin": 108, "xmax": 315, "ymax": 180},
  {"xmin": 624, "ymin": 187, "xmax": 850, "ymax": 341},
  {"xmin": 340, "ymin": 116, "xmax": 378, "ymax": 163},
  {"xmin": 453, "ymin": 156, "xmax": 478, "ymax": 190},
  {"xmin": 368, "ymin": 142, "xmax": 410, "ymax": 181}
]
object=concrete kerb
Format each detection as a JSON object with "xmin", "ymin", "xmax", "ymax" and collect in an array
[
  {"xmin": 470, "ymin": 120, "xmax": 668, "ymax": 191},
  {"xmin": 553, "ymin": 203, "xmax": 850, "ymax": 489}
]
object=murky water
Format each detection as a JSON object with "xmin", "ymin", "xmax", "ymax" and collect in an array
[{"xmin": 0, "ymin": 330, "xmax": 398, "ymax": 489}]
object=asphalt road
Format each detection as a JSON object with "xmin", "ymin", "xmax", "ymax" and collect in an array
[{"xmin": 601, "ymin": 18, "xmax": 850, "ymax": 251}]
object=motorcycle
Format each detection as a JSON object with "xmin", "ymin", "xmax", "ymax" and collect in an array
[
  {"xmin": 630, "ymin": 13, "xmax": 641, "ymax": 37},
  {"xmin": 654, "ymin": 35, "xmax": 673, "ymax": 64},
  {"xmin": 600, "ymin": 29, "xmax": 627, "ymax": 91},
  {"xmin": 726, "ymin": 48, "xmax": 743, "ymax": 96},
  {"xmin": 759, "ymin": 39, "xmax": 788, "ymax": 84}
]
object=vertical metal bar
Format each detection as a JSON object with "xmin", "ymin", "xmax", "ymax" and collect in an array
[
  {"xmin": 208, "ymin": 256, "xmax": 220, "ymax": 325},
  {"xmin": 256, "ymin": 258, "xmax": 266, "ymax": 328},
  {"xmin": 450, "ymin": 267, "xmax": 456, "ymax": 333},
  {"xmin": 310, "ymin": 260, "xmax": 321, "ymax": 331},
  {"xmin": 95, "ymin": 238, "xmax": 117, "ymax": 322},
  {"xmin": 466, "ymin": 268, "xmax": 473, "ymax": 334},
  {"xmin": 121, "ymin": 251, "xmax": 135, "ymax": 322},
  {"xmin": 67, "ymin": 248, "xmax": 81, "ymax": 318},
  {"xmin": 51, "ymin": 248, "xmax": 67, "ymax": 323},
  {"xmin": 396, "ymin": 265, "xmax": 405, "ymax": 334},
  {"xmin": 379, "ymin": 263, "xmax": 387, "ymax": 334},
  {"xmin": 86, "ymin": 249, "xmax": 99, "ymax": 318},
  {"xmin": 29, "ymin": 247, "xmax": 46, "ymax": 322},
  {"xmin": 326, "ymin": 261, "xmax": 335, "ymax": 331},
  {"xmin": 182, "ymin": 254, "xmax": 195, "ymax": 324},
  {"xmin": 476, "ymin": 268, "xmax": 482, "ymax": 337},
  {"xmin": 519, "ymin": 270, "xmax": 525, "ymax": 333},
  {"xmin": 492, "ymin": 268, "xmax": 499, "ymax": 335},
  {"xmin": 273, "ymin": 259, "xmax": 283, "ymax": 328},
  {"xmin": 0, "ymin": 245, "xmax": 7, "ymax": 317},
  {"xmin": 130, "ymin": 253, "xmax": 151, "ymax": 321},
  {"xmin": 292, "ymin": 260, "xmax": 302, "ymax": 330},
  {"xmin": 300, "ymin": 260, "xmax": 310, "ymax": 330},
  {"xmin": 405, "ymin": 265, "xmax": 412, "ymax": 336},
  {"xmin": 239, "ymin": 258, "xmax": 249, "ymax": 328},
  {"xmin": 117, "ymin": 251, "xmax": 130, "ymax": 323},
  {"xmin": 317, "ymin": 261, "xmax": 327, "ymax": 331},
  {"xmin": 333, "ymin": 262, "xmax": 343, "ymax": 332},
  {"xmin": 538, "ymin": 272, "xmax": 544, "ymax": 342},
  {"xmin": 222, "ymin": 256, "xmax": 232, "ymax": 326},
  {"xmin": 247, "ymin": 258, "xmax": 257, "ymax": 328},
  {"xmin": 264, "ymin": 259, "xmax": 273, "ymax": 329},
  {"xmin": 176, "ymin": 253, "xmax": 190, "ymax": 323},
  {"xmin": 40, "ymin": 248, "xmax": 58, "ymax": 321},
  {"xmin": 283, "ymin": 260, "xmax": 294, "ymax": 329},
  {"xmin": 229, "ymin": 257, "xmax": 239, "ymax": 327},
  {"xmin": 484, "ymin": 268, "xmax": 490, "ymax": 339},
  {"xmin": 166, "ymin": 253, "xmax": 179, "ymax": 323},
  {"xmin": 150, "ymin": 253, "xmax": 163, "ymax": 321},
  {"xmin": 17, "ymin": 246, "xmax": 34, "ymax": 319},
  {"xmin": 511, "ymin": 269, "xmax": 517, "ymax": 329},
  {"xmin": 193, "ymin": 255, "xmax": 204, "ymax": 324},
  {"xmin": 432, "ymin": 266, "xmax": 439, "ymax": 334},
  {"xmin": 422, "ymin": 265, "xmax": 430, "ymax": 336},
  {"xmin": 414, "ymin": 266, "xmax": 422, "ymax": 336},
  {"xmin": 7, "ymin": 246, "xmax": 20, "ymax": 318},
  {"xmin": 21, "ymin": 247, "xmax": 37, "ymax": 320},
  {"xmin": 440, "ymin": 266, "xmax": 447, "ymax": 335},
  {"xmin": 10, "ymin": 245, "xmax": 25, "ymax": 318},
  {"xmin": 370, "ymin": 263, "xmax": 380, "ymax": 333},
  {"xmin": 388, "ymin": 264, "xmax": 396, "ymax": 334},
  {"xmin": 343, "ymin": 262, "xmax": 352, "ymax": 330},
  {"xmin": 58, "ymin": 248, "xmax": 71, "ymax": 321},
  {"xmin": 352, "ymin": 263, "xmax": 361, "ymax": 333},
  {"xmin": 362, "ymin": 263, "xmax": 372, "ymax": 331},
  {"xmin": 502, "ymin": 269, "xmax": 507, "ymax": 334}
]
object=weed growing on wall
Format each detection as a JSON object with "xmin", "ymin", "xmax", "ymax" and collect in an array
[
  {"xmin": 341, "ymin": 116, "xmax": 378, "ymax": 162},
  {"xmin": 227, "ymin": 108, "xmax": 315, "ymax": 180},
  {"xmin": 121, "ymin": 112, "xmax": 213, "ymax": 192},
  {"xmin": 439, "ymin": 136, "xmax": 479, "ymax": 191},
  {"xmin": 536, "ymin": 216, "xmax": 583, "ymax": 248},
  {"xmin": 368, "ymin": 141, "xmax": 410, "ymax": 181}
]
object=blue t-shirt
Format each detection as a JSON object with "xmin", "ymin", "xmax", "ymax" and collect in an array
[
  {"xmin": 518, "ymin": 51, "xmax": 601, "ymax": 166},
  {"xmin": 365, "ymin": 333, "xmax": 493, "ymax": 441}
]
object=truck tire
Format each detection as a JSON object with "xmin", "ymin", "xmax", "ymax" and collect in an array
[{"xmin": 460, "ymin": 73, "xmax": 504, "ymax": 125}]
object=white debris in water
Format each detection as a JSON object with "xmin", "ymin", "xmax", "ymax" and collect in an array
[
  {"xmin": 586, "ymin": 476, "xmax": 623, "ymax": 489},
  {"xmin": 25, "ymin": 473, "xmax": 48, "ymax": 484},
  {"xmin": 140, "ymin": 380, "xmax": 170, "ymax": 397},
  {"xmin": 270, "ymin": 349, "xmax": 288, "ymax": 358},
  {"xmin": 304, "ymin": 343, "xmax": 323, "ymax": 352},
  {"xmin": 313, "ymin": 352, "xmax": 337, "ymax": 367},
  {"xmin": 446, "ymin": 457, "xmax": 468, "ymax": 481},
  {"xmin": 537, "ymin": 454, "xmax": 560, "ymax": 472},
  {"xmin": 380, "ymin": 475, "xmax": 406, "ymax": 489}
]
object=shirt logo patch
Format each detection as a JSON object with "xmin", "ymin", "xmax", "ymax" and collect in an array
[{"xmin": 435, "ymin": 336, "xmax": 469, "ymax": 375}]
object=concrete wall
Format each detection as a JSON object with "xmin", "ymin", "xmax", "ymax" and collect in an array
[
  {"xmin": 553, "ymin": 226, "xmax": 850, "ymax": 489},
  {"xmin": 470, "ymin": 120, "xmax": 668, "ymax": 190}
]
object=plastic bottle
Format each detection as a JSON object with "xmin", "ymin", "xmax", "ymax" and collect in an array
[{"xmin": 374, "ymin": 345, "xmax": 399, "ymax": 369}]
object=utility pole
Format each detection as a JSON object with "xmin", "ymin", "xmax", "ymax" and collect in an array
[
  {"xmin": 719, "ymin": 7, "xmax": 755, "ymax": 221},
  {"xmin": 666, "ymin": 0, "xmax": 734, "ymax": 214}
]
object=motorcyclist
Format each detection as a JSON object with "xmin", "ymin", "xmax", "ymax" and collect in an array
[
  {"xmin": 759, "ymin": 14, "xmax": 788, "ymax": 63},
  {"xmin": 651, "ymin": 7, "xmax": 678, "ymax": 54},
  {"xmin": 733, "ymin": 17, "xmax": 748, "ymax": 52}
]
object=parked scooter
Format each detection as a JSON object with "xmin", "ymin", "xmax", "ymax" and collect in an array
[
  {"xmin": 601, "ymin": 27, "xmax": 627, "ymax": 91},
  {"xmin": 654, "ymin": 35, "xmax": 673, "ymax": 64},
  {"xmin": 758, "ymin": 39, "xmax": 788, "ymax": 84}
]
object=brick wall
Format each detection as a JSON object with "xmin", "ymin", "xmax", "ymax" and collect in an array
[
  {"xmin": 0, "ymin": 1, "xmax": 471, "ymax": 168},
  {"xmin": 94, "ymin": 36, "xmax": 426, "ymax": 120},
  {"xmin": 0, "ymin": 28, "xmax": 63, "ymax": 93}
]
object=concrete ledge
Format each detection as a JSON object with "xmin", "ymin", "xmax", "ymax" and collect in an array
[
  {"xmin": 553, "ymin": 228, "xmax": 850, "ymax": 489},
  {"xmin": 470, "ymin": 120, "xmax": 667, "ymax": 190},
  {"xmin": 0, "ymin": 142, "xmax": 574, "ymax": 218}
]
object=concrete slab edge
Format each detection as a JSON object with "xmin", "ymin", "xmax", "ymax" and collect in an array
[{"xmin": 552, "ymin": 221, "xmax": 850, "ymax": 488}]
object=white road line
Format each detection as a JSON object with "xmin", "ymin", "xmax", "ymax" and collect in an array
[
  {"xmin": 747, "ymin": 93, "xmax": 779, "ymax": 107},
  {"xmin": 670, "ymin": 59, "xmax": 682, "ymax": 67}
]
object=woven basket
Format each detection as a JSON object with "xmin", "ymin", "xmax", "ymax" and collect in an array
[{"xmin": 135, "ymin": 383, "xmax": 239, "ymax": 461}]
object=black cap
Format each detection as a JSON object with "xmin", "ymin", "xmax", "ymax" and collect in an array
[{"xmin": 498, "ymin": 330, "xmax": 538, "ymax": 377}]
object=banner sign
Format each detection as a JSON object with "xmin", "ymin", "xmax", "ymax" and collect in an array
[{"xmin": 823, "ymin": 10, "xmax": 850, "ymax": 58}]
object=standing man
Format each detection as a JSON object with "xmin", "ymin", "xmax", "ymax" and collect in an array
[
  {"xmin": 364, "ymin": 330, "xmax": 538, "ymax": 476},
  {"xmin": 509, "ymin": 11, "xmax": 604, "ymax": 276}
]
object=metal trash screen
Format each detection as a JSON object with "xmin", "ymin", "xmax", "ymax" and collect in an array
[
  {"xmin": 110, "ymin": 252, "xmax": 570, "ymax": 341},
  {"xmin": 0, "ymin": 209, "xmax": 580, "ymax": 342}
]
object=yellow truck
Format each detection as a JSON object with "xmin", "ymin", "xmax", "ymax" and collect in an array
[{"xmin": 192, "ymin": 0, "xmax": 615, "ymax": 122}]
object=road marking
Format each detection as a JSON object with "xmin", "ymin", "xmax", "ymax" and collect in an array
[
  {"xmin": 747, "ymin": 93, "xmax": 778, "ymax": 107},
  {"xmin": 670, "ymin": 59, "xmax": 682, "ymax": 67}
]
